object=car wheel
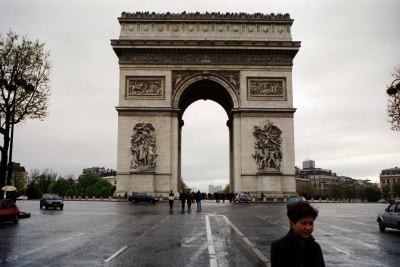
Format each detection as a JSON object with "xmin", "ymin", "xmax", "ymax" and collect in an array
[
  {"xmin": 152, "ymin": 199, "xmax": 156, "ymax": 204},
  {"xmin": 235, "ymin": 200, "xmax": 239, "ymax": 204},
  {"xmin": 13, "ymin": 214, "xmax": 19, "ymax": 224},
  {"xmin": 247, "ymin": 200, "xmax": 251, "ymax": 204},
  {"xmin": 378, "ymin": 221, "xmax": 386, "ymax": 232},
  {"xmin": 45, "ymin": 205, "xmax": 48, "ymax": 210},
  {"xmin": 60, "ymin": 206, "xmax": 64, "ymax": 210}
]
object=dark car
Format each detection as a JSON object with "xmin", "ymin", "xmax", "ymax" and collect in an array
[
  {"xmin": 377, "ymin": 200, "xmax": 400, "ymax": 232},
  {"xmin": 40, "ymin": 193, "xmax": 64, "ymax": 210},
  {"xmin": 235, "ymin": 193, "xmax": 251, "ymax": 204},
  {"xmin": 287, "ymin": 196, "xmax": 306, "ymax": 209},
  {"xmin": 130, "ymin": 192, "xmax": 158, "ymax": 204},
  {"xmin": 0, "ymin": 199, "xmax": 20, "ymax": 224}
]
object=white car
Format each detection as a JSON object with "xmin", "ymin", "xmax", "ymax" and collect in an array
[
  {"xmin": 16, "ymin": 195, "xmax": 28, "ymax": 200},
  {"xmin": 377, "ymin": 200, "xmax": 400, "ymax": 232}
]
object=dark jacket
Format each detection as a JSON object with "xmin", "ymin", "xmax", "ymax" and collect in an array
[{"xmin": 271, "ymin": 230, "xmax": 325, "ymax": 267}]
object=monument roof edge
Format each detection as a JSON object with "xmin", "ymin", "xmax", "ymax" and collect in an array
[{"xmin": 118, "ymin": 12, "xmax": 293, "ymax": 23}]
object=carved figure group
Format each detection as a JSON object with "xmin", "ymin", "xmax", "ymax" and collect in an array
[
  {"xmin": 252, "ymin": 121, "xmax": 282, "ymax": 171},
  {"xmin": 130, "ymin": 123, "xmax": 157, "ymax": 171}
]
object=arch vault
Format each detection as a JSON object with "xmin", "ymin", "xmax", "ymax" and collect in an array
[{"xmin": 111, "ymin": 12, "xmax": 301, "ymax": 198}]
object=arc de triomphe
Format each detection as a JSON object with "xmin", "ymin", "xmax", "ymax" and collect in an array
[{"xmin": 111, "ymin": 12, "xmax": 300, "ymax": 198}]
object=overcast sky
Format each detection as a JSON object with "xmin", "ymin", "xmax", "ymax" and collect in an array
[{"xmin": 1, "ymin": 0, "xmax": 399, "ymax": 192}]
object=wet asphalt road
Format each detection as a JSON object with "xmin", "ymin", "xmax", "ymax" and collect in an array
[{"xmin": 0, "ymin": 200, "xmax": 399, "ymax": 267}]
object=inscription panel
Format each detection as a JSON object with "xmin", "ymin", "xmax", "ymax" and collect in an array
[
  {"xmin": 126, "ymin": 76, "xmax": 165, "ymax": 99},
  {"xmin": 247, "ymin": 77, "xmax": 286, "ymax": 101}
]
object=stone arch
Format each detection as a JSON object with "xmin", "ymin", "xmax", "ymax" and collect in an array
[
  {"xmin": 112, "ymin": 12, "xmax": 300, "ymax": 199},
  {"xmin": 172, "ymin": 72, "xmax": 240, "ymax": 115}
]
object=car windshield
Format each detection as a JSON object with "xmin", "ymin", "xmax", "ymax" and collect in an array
[{"xmin": 46, "ymin": 194, "xmax": 60, "ymax": 200}]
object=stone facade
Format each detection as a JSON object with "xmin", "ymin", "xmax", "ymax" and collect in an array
[
  {"xmin": 112, "ymin": 12, "xmax": 300, "ymax": 197},
  {"xmin": 380, "ymin": 167, "xmax": 400, "ymax": 201}
]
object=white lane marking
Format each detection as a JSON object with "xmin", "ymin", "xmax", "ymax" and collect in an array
[
  {"xmin": 56, "ymin": 237, "xmax": 73, "ymax": 243},
  {"xmin": 185, "ymin": 236, "xmax": 197, "ymax": 244},
  {"xmin": 21, "ymin": 245, "xmax": 49, "ymax": 256},
  {"xmin": 103, "ymin": 214, "xmax": 171, "ymax": 263},
  {"xmin": 104, "ymin": 246, "xmax": 129, "ymax": 263},
  {"xmin": 16, "ymin": 233, "xmax": 24, "ymax": 236},
  {"xmin": 351, "ymin": 221, "xmax": 371, "ymax": 226},
  {"xmin": 205, "ymin": 215, "xmax": 218, "ymax": 267},
  {"xmin": 332, "ymin": 246, "xmax": 351, "ymax": 256},
  {"xmin": 281, "ymin": 225, "xmax": 289, "ymax": 230},
  {"xmin": 77, "ymin": 232, "xmax": 85, "ymax": 236},
  {"xmin": 136, "ymin": 215, "xmax": 171, "ymax": 242},
  {"xmin": 222, "ymin": 215, "xmax": 271, "ymax": 267},
  {"xmin": 330, "ymin": 225, "xmax": 351, "ymax": 232}
]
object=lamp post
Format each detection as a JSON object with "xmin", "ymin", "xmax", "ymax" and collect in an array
[{"xmin": 386, "ymin": 78, "xmax": 400, "ymax": 96}]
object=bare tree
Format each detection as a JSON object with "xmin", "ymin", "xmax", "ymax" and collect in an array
[
  {"xmin": 387, "ymin": 66, "xmax": 400, "ymax": 131},
  {"xmin": 0, "ymin": 31, "xmax": 51, "ymax": 194}
]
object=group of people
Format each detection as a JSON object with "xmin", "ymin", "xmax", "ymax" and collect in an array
[
  {"xmin": 148, "ymin": 189, "xmax": 326, "ymax": 266},
  {"xmin": 167, "ymin": 190, "xmax": 203, "ymax": 211}
]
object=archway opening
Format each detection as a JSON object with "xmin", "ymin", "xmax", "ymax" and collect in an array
[
  {"xmin": 181, "ymin": 100, "xmax": 229, "ymax": 193},
  {"xmin": 178, "ymin": 79, "xmax": 234, "ymax": 195}
]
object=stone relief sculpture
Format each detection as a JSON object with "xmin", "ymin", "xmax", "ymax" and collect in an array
[
  {"xmin": 126, "ymin": 77, "xmax": 164, "ymax": 98},
  {"xmin": 130, "ymin": 123, "xmax": 157, "ymax": 172},
  {"xmin": 252, "ymin": 121, "xmax": 283, "ymax": 172},
  {"xmin": 172, "ymin": 70, "xmax": 240, "ymax": 95},
  {"xmin": 248, "ymin": 78, "xmax": 286, "ymax": 100}
]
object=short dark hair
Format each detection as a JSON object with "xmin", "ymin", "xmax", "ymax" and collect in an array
[{"xmin": 287, "ymin": 202, "xmax": 318, "ymax": 223}]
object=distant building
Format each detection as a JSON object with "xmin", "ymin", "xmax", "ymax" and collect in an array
[
  {"xmin": 208, "ymin": 185, "xmax": 222, "ymax": 194},
  {"xmin": 81, "ymin": 167, "xmax": 116, "ymax": 177},
  {"xmin": 296, "ymin": 160, "xmax": 378, "ymax": 197},
  {"xmin": 380, "ymin": 167, "xmax": 400, "ymax": 201},
  {"xmin": 296, "ymin": 160, "xmax": 339, "ymax": 194},
  {"xmin": 302, "ymin": 160, "xmax": 315, "ymax": 169}
]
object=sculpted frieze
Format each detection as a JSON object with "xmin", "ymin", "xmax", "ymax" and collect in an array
[
  {"xmin": 252, "ymin": 121, "xmax": 283, "ymax": 173},
  {"xmin": 118, "ymin": 49, "xmax": 294, "ymax": 66},
  {"xmin": 130, "ymin": 123, "xmax": 157, "ymax": 172},
  {"xmin": 126, "ymin": 76, "xmax": 164, "ymax": 99},
  {"xmin": 247, "ymin": 77, "xmax": 286, "ymax": 101},
  {"xmin": 172, "ymin": 70, "xmax": 240, "ymax": 95}
]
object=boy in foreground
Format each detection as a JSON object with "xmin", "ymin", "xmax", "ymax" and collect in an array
[{"xmin": 271, "ymin": 201, "xmax": 325, "ymax": 267}]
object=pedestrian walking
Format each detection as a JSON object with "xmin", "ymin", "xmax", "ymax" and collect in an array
[
  {"xmin": 196, "ymin": 190, "xmax": 202, "ymax": 210},
  {"xmin": 179, "ymin": 191, "xmax": 185, "ymax": 212},
  {"xmin": 186, "ymin": 190, "xmax": 192, "ymax": 210},
  {"xmin": 168, "ymin": 190, "xmax": 174, "ymax": 211},
  {"xmin": 270, "ymin": 201, "xmax": 325, "ymax": 267}
]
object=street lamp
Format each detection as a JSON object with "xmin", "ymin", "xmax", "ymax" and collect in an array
[{"xmin": 387, "ymin": 78, "xmax": 400, "ymax": 96}]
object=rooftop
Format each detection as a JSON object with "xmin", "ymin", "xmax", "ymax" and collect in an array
[{"xmin": 120, "ymin": 12, "xmax": 291, "ymax": 21}]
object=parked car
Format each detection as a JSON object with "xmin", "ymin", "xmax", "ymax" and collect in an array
[
  {"xmin": 377, "ymin": 200, "xmax": 400, "ymax": 232},
  {"xmin": 16, "ymin": 195, "xmax": 28, "ymax": 200},
  {"xmin": 131, "ymin": 193, "xmax": 158, "ymax": 204},
  {"xmin": 40, "ymin": 193, "xmax": 64, "ymax": 210},
  {"xmin": 0, "ymin": 199, "xmax": 20, "ymax": 224},
  {"xmin": 235, "ymin": 193, "xmax": 251, "ymax": 204},
  {"xmin": 287, "ymin": 196, "xmax": 307, "ymax": 209}
]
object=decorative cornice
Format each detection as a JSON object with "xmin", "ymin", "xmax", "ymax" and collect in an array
[
  {"xmin": 111, "ymin": 39, "xmax": 301, "ymax": 48},
  {"xmin": 119, "ymin": 12, "xmax": 292, "ymax": 22},
  {"xmin": 233, "ymin": 108, "xmax": 296, "ymax": 118},
  {"xmin": 113, "ymin": 48, "xmax": 297, "ymax": 66},
  {"xmin": 116, "ymin": 107, "xmax": 180, "ymax": 117}
]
